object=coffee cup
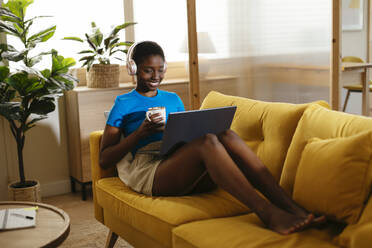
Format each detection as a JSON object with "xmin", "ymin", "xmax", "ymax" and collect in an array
[{"xmin": 146, "ymin": 107, "xmax": 166, "ymax": 124}]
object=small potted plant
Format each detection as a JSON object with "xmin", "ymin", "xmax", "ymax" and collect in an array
[
  {"xmin": 63, "ymin": 21, "xmax": 136, "ymax": 88},
  {"xmin": 0, "ymin": 0, "xmax": 78, "ymax": 202}
]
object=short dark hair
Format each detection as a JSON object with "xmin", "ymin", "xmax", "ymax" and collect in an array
[{"xmin": 132, "ymin": 41, "xmax": 165, "ymax": 66}]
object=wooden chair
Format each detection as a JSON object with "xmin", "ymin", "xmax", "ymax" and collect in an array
[{"xmin": 342, "ymin": 56, "xmax": 372, "ymax": 112}]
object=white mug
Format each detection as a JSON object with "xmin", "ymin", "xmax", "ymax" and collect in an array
[{"xmin": 146, "ymin": 107, "xmax": 166, "ymax": 124}]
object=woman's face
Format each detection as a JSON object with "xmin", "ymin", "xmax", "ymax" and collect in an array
[{"xmin": 136, "ymin": 55, "xmax": 165, "ymax": 93}]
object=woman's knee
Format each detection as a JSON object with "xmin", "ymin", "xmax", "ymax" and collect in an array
[{"xmin": 218, "ymin": 129, "xmax": 239, "ymax": 143}]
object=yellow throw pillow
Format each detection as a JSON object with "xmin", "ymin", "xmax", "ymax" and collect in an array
[{"xmin": 292, "ymin": 131, "xmax": 372, "ymax": 224}]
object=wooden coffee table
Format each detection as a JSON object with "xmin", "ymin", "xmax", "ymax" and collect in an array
[{"xmin": 0, "ymin": 201, "xmax": 70, "ymax": 248}]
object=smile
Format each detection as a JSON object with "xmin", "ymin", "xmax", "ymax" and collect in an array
[{"xmin": 149, "ymin": 82, "xmax": 160, "ymax": 87}]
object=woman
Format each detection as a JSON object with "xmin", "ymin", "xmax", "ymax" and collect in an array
[{"xmin": 100, "ymin": 41, "xmax": 324, "ymax": 235}]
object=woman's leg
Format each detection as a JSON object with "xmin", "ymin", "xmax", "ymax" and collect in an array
[
  {"xmin": 217, "ymin": 130, "xmax": 323, "ymax": 221},
  {"xmin": 152, "ymin": 134, "xmax": 313, "ymax": 235}
]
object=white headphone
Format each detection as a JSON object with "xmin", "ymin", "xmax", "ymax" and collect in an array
[{"xmin": 126, "ymin": 41, "xmax": 167, "ymax": 76}]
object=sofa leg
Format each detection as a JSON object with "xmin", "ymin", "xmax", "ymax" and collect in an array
[{"xmin": 105, "ymin": 230, "xmax": 118, "ymax": 248}]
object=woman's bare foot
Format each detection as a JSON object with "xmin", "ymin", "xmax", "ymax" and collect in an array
[
  {"xmin": 283, "ymin": 204, "xmax": 327, "ymax": 226},
  {"xmin": 263, "ymin": 205, "xmax": 314, "ymax": 235}
]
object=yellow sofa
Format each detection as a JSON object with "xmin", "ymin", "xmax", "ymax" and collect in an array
[{"xmin": 90, "ymin": 91, "xmax": 372, "ymax": 248}]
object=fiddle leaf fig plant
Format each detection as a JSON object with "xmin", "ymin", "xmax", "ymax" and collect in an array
[
  {"xmin": 0, "ymin": 0, "xmax": 78, "ymax": 188},
  {"xmin": 63, "ymin": 21, "xmax": 136, "ymax": 71}
]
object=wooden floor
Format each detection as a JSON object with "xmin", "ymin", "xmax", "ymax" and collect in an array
[{"xmin": 43, "ymin": 192, "xmax": 132, "ymax": 248}]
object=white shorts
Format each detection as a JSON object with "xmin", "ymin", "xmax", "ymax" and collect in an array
[{"xmin": 116, "ymin": 141, "xmax": 163, "ymax": 196}]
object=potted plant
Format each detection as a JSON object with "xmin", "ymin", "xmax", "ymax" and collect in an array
[
  {"xmin": 0, "ymin": 0, "xmax": 78, "ymax": 202},
  {"xmin": 63, "ymin": 21, "xmax": 136, "ymax": 88}
]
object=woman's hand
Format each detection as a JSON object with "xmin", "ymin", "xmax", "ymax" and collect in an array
[{"xmin": 136, "ymin": 113, "xmax": 165, "ymax": 139}]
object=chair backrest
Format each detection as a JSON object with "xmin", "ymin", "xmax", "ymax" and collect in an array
[{"xmin": 342, "ymin": 56, "xmax": 364, "ymax": 63}]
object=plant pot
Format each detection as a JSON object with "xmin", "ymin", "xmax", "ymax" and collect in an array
[
  {"xmin": 86, "ymin": 64, "xmax": 120, "ymax": 88},
  {"xmin": 8, "ymin": 180, "xmax": 41, "ymax": 202}
]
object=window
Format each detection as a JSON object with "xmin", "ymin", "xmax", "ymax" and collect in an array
[{"xmin": 7, "ymin": 0, "xmax": 125, "ymax": 69}]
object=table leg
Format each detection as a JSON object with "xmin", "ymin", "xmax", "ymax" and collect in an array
[{"xmin": 362, "ymin": 69, "xmax": 370, "ymax": 116}]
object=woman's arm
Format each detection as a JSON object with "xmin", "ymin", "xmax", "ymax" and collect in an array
[{"xmin": 99, "ymin": 113, "xmax": 164, "ymax": 169}]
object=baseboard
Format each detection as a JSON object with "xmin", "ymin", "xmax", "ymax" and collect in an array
[{"xmin": 41, "ymin": 179, "xmax": 71, "ymax": 197}]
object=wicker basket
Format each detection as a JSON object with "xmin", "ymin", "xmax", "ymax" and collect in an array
[
  {"xmin": 86, "ymin": 64, "xmax": 120, "ymax": 88},
  {"xmin": 8, "ymin": 180, "xmax": 41, "ymax": 202}
]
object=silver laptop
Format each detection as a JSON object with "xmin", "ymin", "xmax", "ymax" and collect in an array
[{"xmin": 157, "ymin": 106, "xmax": 237, "ymax": 156}]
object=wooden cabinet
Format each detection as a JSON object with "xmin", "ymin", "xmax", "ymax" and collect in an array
[{"xmin": 64, "ymin": 76, "xmax": 238, "ymax": 199}]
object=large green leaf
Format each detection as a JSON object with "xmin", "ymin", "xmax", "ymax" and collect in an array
[
  {"xmin": 27, "ymin": 25, "xmax": 56, "ymax": 43},
  {"xmin": 52, "ymin": 53, "xmax": 76, "ymax": 74},
  {"xmin": 0, "ymin": 66, "xmax": 10, "ymax": 81},
  {"xmin": 29, "ymin": 98, "xmax": 55, "ymax": 115},
  {"xmin": 3, "ymin": 0, "xmax": 34, "ymax": 19},
  {"xmin": 7, "ymin": 72, "xmax": 29, "ymax": 95},
  {"xmin": 0, "ymin": 7, "xmax": 22, "ymax": 22},
  {"xmin": 0, "ymin": 102, "xmax": 22, "ymax": 121},
  {"xmin": 7, "ymin": 71, "xmax": 43, "ymax": 96}
]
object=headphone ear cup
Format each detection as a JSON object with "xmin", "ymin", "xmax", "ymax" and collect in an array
[
  {"xmin": 163, "ymin": 61, "xmax": 167, "ymax": 73},
  {"xmin": 127, "ymin": 59, "xmax": 137, "ymax": 76}
]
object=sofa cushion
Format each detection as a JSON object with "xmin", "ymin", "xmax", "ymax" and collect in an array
[
  {"xmin": 293, "ymin": 132, "xmax": 372, "ymax": 224},
  {"xmin": 95, "ymin": 177, "xmax": 249, "ymax": 248},
  {"xmin": 335, "ymin": 196, "xmax": 372, "ymax": 247},
  {"xmin": 201, "ymin": 91, "xmax": 329, "ymax": 181},
  {"xmin": 280, "ymin": 104, "xmax": 372, "ymax": 195},
  {"xmin": 172, "ymin": 213, "xmax": 339, "ymax": 248}
]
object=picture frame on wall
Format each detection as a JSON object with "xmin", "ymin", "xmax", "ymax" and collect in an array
[{"xmin": 342, "ymin": 0, "xmax": 364, "ymax": 31}]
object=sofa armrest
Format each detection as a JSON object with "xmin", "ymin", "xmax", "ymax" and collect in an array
[
  {"xmin": 89, "ymin": 130, "xmax": 117, "ymax": 223},
  {"xmin": 350, "ymin": 223, "xmax": 372, "ymax": 248}
]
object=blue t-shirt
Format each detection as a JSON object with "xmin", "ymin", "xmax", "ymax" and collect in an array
[{"xmin": 106, "ymin": 89, "xmax": 185, "ymax": 154}]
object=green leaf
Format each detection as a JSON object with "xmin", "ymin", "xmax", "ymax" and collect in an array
[
  {"xmin": 109, "ymin": 49, "xmax": 127, "ymax": 56},
  {"xmin": 28, "ymin": 55, "xmax": 42, "ymax": 67},
  {"xmin": 27, "ymin": 25, "xmax": 56, "ymax": 43},
  {"xmin": 1, "ymin": 50, "xmax": 25, "ymax": 62},
  {"xmin": 52, "ymin": 53, "xmax": 76, "ymax": 75},
  {"xmin": 0, "ymin": 19, "xmax": 20, "ymax": 36},
  {"xmin": 24, "ymin": 15, "xmax": 52, "ymax": 24},
  {"xmin": 20, "ymin": 66, "xmax": 48, "ymax": 81},
  {"xmin": 62, "ymin": 36, "xmax": 84, "ymax": 42},
  {"xmin": 3, "ymin": 0, "xmax": 34, "ymax": 19},
  {"xmin": 0, "ymin": 66, "xmax": 10, "ymax": 81},
  {"xmin": 85, "ymin": 33, "xmax": 97, "ymax": 51},
  {"xmin": 24, "ymin": 80, "xmax": 43, "ymax": 93},
  {"xmin": 0, "ymin": 102, "xmax": 22, "ymax": 121},
  {"xmin": 40, "ymin": 69, "xmax": 51, "ymax": 78},
  {"xmin": 111, "ymin": 22, "xmax": 137, "ymax": 36},
  {"xmin": 29, "ymin": 98, "xmax": 55, "ymax": 115},
  {"xmin": 78, "ymin": 55, "xmax": 95, "ymax": 62},
  {"xmin": 113, "ymin": 57, "xmax": 125, "ymax": 61},
  {"xmin": 0, "ymin": 7, "xmax": 22, "ymax": 22},
  {"xmin": 77, "ymin": 50, "xmax": 94, "ymax": 54},
  {"xmin": 90, "ymin": 26, "xmax": 103, "ymax": 47},
  {"xmin": 110, "ymin": 42, "xmax": 132, "ymax": 49},
  {"xmin": 24, "ymin": 116, "xmax": 46, "ymax": 131}
]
